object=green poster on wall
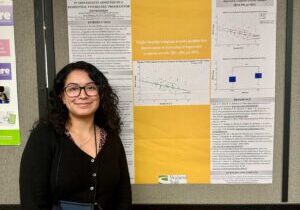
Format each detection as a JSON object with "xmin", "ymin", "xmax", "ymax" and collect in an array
[{"xmin": 0, "ymin": 0, "xmax": 21, "ymax": 145}]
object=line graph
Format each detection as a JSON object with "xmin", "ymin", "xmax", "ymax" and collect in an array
[
  {"xmin": 133, "ymin": 60, "xmax": 210, "ymax": 106},
  {"xmin": 215, "ymin": 12, "xmax": 262, "ymax": 46},
  {"xmin": 218, "ymin": 25, "xmax": 260, "ymax": 43}
]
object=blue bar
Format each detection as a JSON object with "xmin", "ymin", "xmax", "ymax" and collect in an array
[
  {"xmin": 229, "ymin": 76, "xmax": 236, "ymax": 82},
  {"xmin": 255, "ymin": 73, "xmax": 262, "ymax": 79}
]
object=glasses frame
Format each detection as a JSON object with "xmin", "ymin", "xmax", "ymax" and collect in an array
[{"xmin": 63, "ymin": 83, "xmax": 100, "ymax": 98}]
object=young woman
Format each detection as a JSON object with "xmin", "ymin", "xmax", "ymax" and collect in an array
[{"xmin": 20, "ymin": 61, "xmax": 132, "ymax": 210}]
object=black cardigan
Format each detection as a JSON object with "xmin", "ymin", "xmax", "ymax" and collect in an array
[{"xmin": 19, "ymin": 123, "xmax": 132, "ymax": 210}]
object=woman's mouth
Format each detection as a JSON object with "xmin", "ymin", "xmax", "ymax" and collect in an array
[{"xmin": 75, "ymin": 102, "xmax": 92, "ymax": 107}]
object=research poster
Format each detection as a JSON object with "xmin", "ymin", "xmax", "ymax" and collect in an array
[
  {"xmin": 0, "ymin": 0, "xmax": 20, "ymax": 145},
  {"xmin": 67, "ymin": 0, "xmax": 277, "ymax": 184}
]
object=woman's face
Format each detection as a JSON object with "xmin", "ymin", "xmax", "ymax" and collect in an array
[{"xmin": 61, "ymin": 69, "xmax": 100, "ymax": 119}]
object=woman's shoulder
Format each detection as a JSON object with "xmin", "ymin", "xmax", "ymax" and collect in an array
[
  {"xmin": 22, "ymin": 122, "xmax": 60, "ymax": 161},
  {"xmin": 28, "ymin": 122, "xmax": 59, "ymax": 145},
  {"xmin": 106, "ymin": 131, "xmax": 124, "ymax": 150},
  {"xmin": 106, "ymin": 131, "xmax": 120, "ymax": 141},
  {"xmin": 31, "ymin": 121, "xmax": 56, "ymax": 134}
]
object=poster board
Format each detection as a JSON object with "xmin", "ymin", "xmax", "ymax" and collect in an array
[
  {"xmin": 1, "ymin": 0, "xmax": 300, "ymax": 205},
  {"xmin": 52, "ymin": 0, "xmax": 288, "ymax": 203}
]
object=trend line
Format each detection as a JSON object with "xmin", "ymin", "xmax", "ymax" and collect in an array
[
  {"xmin": 219, "ymin": 26, "xmax": 260, "ymax": 40},
  {"xmin": 140, "ymin": 79, "xmax": 190, "ymax": 93}
]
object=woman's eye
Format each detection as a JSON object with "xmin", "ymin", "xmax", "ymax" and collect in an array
[
  {"xmin": 69, "ymin": 87, "xmax": 78, "ymax": 91},
  {"xmin": 87, "ymin": 86, "xmax": 97, "ymax": 90}
]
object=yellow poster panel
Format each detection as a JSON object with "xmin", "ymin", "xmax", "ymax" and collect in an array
[
  {"xmin": 132, "ymin": 0, "xmax": 211, "ymax": 184},
  {"xmin": 134, "ymin": 106, "xmax": 210, "ymax": 184},
  {"xmin": 132, "ymin": 0, "xmax": 211, "ymax": 60}
]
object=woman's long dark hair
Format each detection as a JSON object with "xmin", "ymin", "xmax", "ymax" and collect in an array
[{"xmin": 41, "ymin": 61, "xmax": 121, "ymax": 135}]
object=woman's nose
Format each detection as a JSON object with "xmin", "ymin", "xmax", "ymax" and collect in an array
[{"xmin": 78, "ymin": 88, "xmax": 88, "ymax": 98}]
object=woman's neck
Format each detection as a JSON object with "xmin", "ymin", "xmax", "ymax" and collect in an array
[{"xmin": 67, "ymin": 115, "xmax": 95, "ymax": 133}]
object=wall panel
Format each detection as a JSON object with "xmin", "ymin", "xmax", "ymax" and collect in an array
[{"xmin": 0, "ymin": 0, "xmax": 38, "ymax": 204}]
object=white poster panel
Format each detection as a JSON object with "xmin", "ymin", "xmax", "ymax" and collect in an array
[
  {"xmin": 67, "ymin": 0, "xmax": 134, "ymax": 181},
  {"xmin": 211, "ymin": 0, "xmax": 276, "ymax": 183}
]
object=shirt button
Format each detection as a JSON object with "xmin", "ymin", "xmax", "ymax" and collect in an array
[
  {"xmin": 91, "ymin": 159, "xmax": 95, "ymax": 163},
  {"xmin": 90, "ymin": 186, "xmax": 94, "ymax": 191},
  {"xmin": 92, "ymin": 173, "xmax": 97, "ymax": 177}
]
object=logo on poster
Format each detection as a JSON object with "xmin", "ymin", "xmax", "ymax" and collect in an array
[
  {"xmin": 0, "ymin": 6, "xmax": 13, "ymax": 26},
  {"xmin": 0, "ymin": 39, "xmax": 10, "ymax": 56},
  {"xmin": 0, "ymin": 63, "xmax": 11, "ymax": 80},
  {"xmin": 0, "ymin": 11, "xmax": 11, "ymax": 20}
]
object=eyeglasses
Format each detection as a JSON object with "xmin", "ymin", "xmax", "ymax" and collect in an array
[{"xmin": 64, "ymin": 83, "xmax": 99, "ymax": 97}]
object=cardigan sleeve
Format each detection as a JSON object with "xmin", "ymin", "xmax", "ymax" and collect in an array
[
  {"xmin": 19, "ymin": 123, "xmax": 56, "ymax": 210},
  {"xmin": 115, "ymin": 138, "xmax": 132, "ymax": 210}
]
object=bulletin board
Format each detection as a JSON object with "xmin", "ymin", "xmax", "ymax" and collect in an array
[{"xmin": 0, "ymin": 0, "xmax": 300, "ymax": 205}]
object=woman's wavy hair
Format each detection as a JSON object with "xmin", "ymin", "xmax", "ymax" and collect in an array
[{"xmin": 43, "ymin": 61, "xmax": 121, "ymax": 135}]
